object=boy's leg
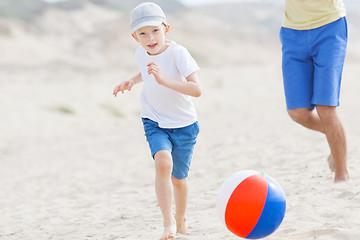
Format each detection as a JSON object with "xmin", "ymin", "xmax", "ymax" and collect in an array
[
  {"xmin": 170, "ymin": 121, "xmax": 199, "ymax": 235},
  {"xmin": 154, "ymin": 150, "xmax": 176, "ymax": 240},
  {"xmin": 316, "ymin": 105, "xmax": 349, "ymax": 182},
  {"xmin": 171, "ymin": 176, "xmax": 188, "ymax": 235}
]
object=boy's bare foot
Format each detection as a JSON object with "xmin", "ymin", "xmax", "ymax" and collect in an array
[
  {"xmin": 327, "ymin": 154, "xmax": 335, "ymax": 172},
  {"xmin": 160, "ymin": 221, "xmax": 176, "ymax": 240},
  {"xmin": 176, "ymin": 216, "xmax": 187, "ymax": 235}
]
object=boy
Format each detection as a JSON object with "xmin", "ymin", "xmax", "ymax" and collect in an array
[
  {"xmin": 280, "ymin": 0, "xmax": 350, "ymax": 182},
  {"xmin": 113, "ymin": 2, "xmax": 201, "ymax": 239}
]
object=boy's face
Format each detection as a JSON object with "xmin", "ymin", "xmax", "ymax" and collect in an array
[{"xmin": 132, "ymin": 25, "xmax": 169, "ymax": 55}]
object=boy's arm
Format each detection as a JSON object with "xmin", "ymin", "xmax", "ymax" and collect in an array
[
  {"xmin": 113, "ymin": 72, "xmax": 143, "ymax": 97},
  {"xmin": 147, "ymin": 63, "xmax": 202, "ymax": 97},
  {"xmin": 130, "ymin": 72, "xmax": 143, "ymax": 85}
]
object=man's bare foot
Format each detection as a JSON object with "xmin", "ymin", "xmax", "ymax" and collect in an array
[
  {"xmin": 176, "ymin": 216, "xmax": 187, "ymax": 235},
  {"xmin": 327, "ymin": 154, "xmax": 350, "ymax": 183},
  {"xmin": 334, "ymin": 173, "xmax": 350, "ymax": 183},
  {"xmin": 160, "ymin": 221, "xmax": 176, "ymax": 240},
  {"xmin": 327, "ymin": 154, "xmax": 335, "ymax": 172}
]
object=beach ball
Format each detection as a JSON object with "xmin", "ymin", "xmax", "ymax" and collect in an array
[{"xmin": 216, "ymin": 170, "xmax": 286, "ymax": 239}]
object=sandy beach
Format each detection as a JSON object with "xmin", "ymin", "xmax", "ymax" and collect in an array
[{"xmin": 1, "ymin": 1, "xmax": 360, "ymax": 239}]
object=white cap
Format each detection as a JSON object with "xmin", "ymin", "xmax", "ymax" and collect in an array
[{"xmin": 130, "ymin": 2, "xmax": 167, "ymax": 33}]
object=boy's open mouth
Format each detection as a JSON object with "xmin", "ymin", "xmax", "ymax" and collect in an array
[{"xmin": 148, "ymin": 43, "xmax": 157, "ymax": 48}]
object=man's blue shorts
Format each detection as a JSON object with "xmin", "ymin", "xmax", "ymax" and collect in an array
[
  {"xmin": 280, "ymin": 17, "xmax": 348, "ymax": 110},
  {"xmin": 142, "ymin": 118, "xmax": 199, "ymax": 180}
]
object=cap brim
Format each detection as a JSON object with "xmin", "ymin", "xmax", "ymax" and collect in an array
[{"xmin": 132, "ymin": 20, "xmax": 164, "ymax": 32}]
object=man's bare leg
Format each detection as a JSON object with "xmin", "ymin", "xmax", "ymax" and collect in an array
[
  {"xmin": 288, "ymin": 107, "xmax": 350, "ymax": 182},
  {"xmin": 327, "ymin": 154, "xmax": 335, "ymax": 172},
  {"xmin": 288, "ymin": 108, "xmax": 325, "ymax": 133},
  {"xmin": 171, "ymin": 176, "xmax": 188, "ymax": 235},
  {"xmin": 154, "ymin": 150, "xmax": 176, "ymax": 239},
  {"xmin": 316, "ymin": 105, "xmax": 349, "ymax": 182}
]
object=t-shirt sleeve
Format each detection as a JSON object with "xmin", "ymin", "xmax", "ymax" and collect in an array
[{"xmin": 174, "ymin": 46, "xmax": 200, "ymax": 79}]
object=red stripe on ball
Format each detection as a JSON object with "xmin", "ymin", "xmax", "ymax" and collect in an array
[{"xmin": 224, "ymin": 174, "xmax": 268, "ymax": 237}]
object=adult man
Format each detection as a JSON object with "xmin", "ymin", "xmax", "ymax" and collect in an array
[{"xmin": 280, "ymin": 0, "xmax": 350, "ymax": 182}]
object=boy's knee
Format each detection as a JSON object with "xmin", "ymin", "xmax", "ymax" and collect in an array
[
  {"xmin": 171, "ymin": 176, "xmax": 187, "ymax": 188},
  {"xmin": 154, "ymin": 150, "xmax": 172, "ymax": 174}
]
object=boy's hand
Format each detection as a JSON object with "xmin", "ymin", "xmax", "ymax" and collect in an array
[
  {"xmin": 113, "ymin": 80, "xmax": 134, "ymax": 97},
  {"xmin": 147, "ymin": 62, "xmax": 165, "ymax": 85}
]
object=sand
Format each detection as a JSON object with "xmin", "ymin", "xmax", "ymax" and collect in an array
[{"xmin": 1, "ymin": 2, "xmax": 360, "ymax": 240}]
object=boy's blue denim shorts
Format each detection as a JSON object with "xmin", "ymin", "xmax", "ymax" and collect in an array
[
  {"xmin": 280, "ymin": 17, "xmax": 347, "ymax": 110},
  {"xmin": 142, "ymin": 118, "xmax": 199, "ymax": 180}
]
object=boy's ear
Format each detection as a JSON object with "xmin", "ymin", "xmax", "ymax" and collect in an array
[
  {"xmin": 131, "ymin": 33, "xmax": 139, "ymax": 42},
  {"xmin": 165, "ymin": 25, "xmax": 170, "ymax": 34}
]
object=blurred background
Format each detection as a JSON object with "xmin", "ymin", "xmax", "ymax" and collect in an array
[
  {"xmin": 1, "ymin": 0, "xmax": 359, "ymax": 151},
  {"xmin": 0, "ymin": 0, "xmax": 359, "ymax": 70}
]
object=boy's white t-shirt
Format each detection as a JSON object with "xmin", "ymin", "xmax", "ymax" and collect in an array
[{"xmin": 135, "ymin": 41, "xmax": 200, "ymax": 129}]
